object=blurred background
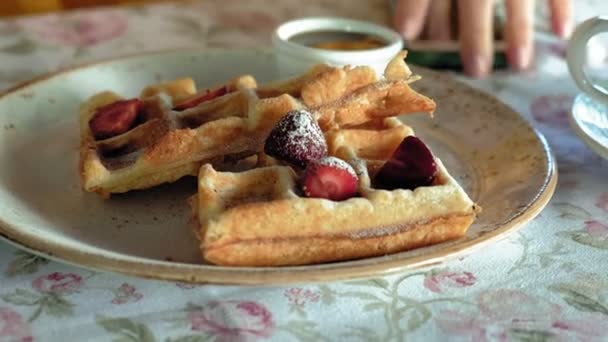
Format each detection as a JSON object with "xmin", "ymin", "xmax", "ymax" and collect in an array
[{"xmin": 0, "ymin": 0, "xmax": 169, "ymax": 16}]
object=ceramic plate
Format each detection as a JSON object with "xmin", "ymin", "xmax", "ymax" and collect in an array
[
  {"xmin": 570, "ymin": 93, "xmax": 608, "ymax": 160},
  {"xmin": 0, "ymin": 49, "xmax": 556, "ymax": 285}
]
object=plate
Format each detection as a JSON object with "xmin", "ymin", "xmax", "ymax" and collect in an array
[
  {"xmin": 570, "ymin": 93, "xmax": 608, "ymax": 160},
  {"xmin": 0, "ymin": 48, "xmax": 556, "ymax": 285}
]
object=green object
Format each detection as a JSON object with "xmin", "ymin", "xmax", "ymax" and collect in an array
[{"xmin": 405, "ymin": 48, "xmax": 508, "ymax": 70}]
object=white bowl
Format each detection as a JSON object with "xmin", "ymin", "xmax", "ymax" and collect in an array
[{"xmin": 272, "ymin": 17, "xmax": 403, "ymax": 78}]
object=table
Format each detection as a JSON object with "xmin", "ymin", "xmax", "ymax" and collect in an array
[{"xmin": 0, "ymin": 1, "xmax": 607, "ymax": 341}]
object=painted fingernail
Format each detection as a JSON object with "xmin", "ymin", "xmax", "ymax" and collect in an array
[
  {"xmin": 464, "ymin": 54, "xmax": 490, "ymax": 78},
  {"xmin": 508, "ymin": 46, "xmax": 532, "ymax": 71}
]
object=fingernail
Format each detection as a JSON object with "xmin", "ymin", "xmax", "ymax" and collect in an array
[
  {"xmin": 555, "ymin": 19, "xmax": 573, "ymax": 39},
  {"xmin": 464, "ymin": 54, "xmax": 490, "ymax": 78},
  {"xmin": 508, "ymin": 46, "xmax": 532, "ymax": 71},
  {"xmin": 396, "ymin": 21, "xmax": 417, "ymax": 41}
]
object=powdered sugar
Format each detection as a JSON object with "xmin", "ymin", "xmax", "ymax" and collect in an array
[
  {"xmin": 264, "ymin": 109, "xmax": 327, "ymax": 167},
  {"xmin": 315, "ymin": 156, "xmax": 358, "ymax": 179},
  {"xmin": 285, "ymin": 110, "xmax": 325, "ymax": 154}
]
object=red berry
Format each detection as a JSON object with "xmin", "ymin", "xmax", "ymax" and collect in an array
[
  {"xmin": 173, "ymin": 86, "xmax": 228, "ymax": 111},
  {"xmin": 302, "ymin": 156, "xmax": 358, "ymax": 201},
  {"xmin": 89, "ymin": 99, "xmax": 143, "ymax": 140},
  {"xmin": 264, "ymin": 109, "xmax": 327, "ymax": 168},
  {"xmin": 375, "ymin": 136, "xmax": 437, "ymax": 190}
]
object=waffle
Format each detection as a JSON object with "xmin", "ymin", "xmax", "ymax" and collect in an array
[
  {"xmin": 189, "ymin": 53, "xmax": 479, "ymax": 267},
  {"xmin": 79, "ymin": 57, "xmax": 431, "ymax": 197},
  {"xmin": 79, "ymin": 76, "xmax": 269, "ymax": 197},
  {"xmin": 191, "ymin": 117, "xmax": 478, "ymax": 266}
]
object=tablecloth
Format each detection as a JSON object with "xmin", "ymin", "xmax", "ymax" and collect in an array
[{"xmin": 0, "ymin": 1, "xmax": 607, "ymax": 341}]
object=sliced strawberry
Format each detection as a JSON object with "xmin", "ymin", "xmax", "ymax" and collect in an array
[
  {"xmin": 375, "ymin": 136, "xmax": 437, "ymax": 190},
  {"xmin": 264, "ymin": 109, "xmax": 327, "ymax": 168},
  {"xmin": 89, "ymin": 99, "xmax": 143, "ymax": 140},
  {"xmin": 302, "ymin": 156, "xmax": 358, "ymax": 201},
  {"xmin": 173, "ymin": 85, "xmax": 228, "ymax": 111}
]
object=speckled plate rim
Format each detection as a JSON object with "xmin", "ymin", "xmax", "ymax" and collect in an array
[
  {"xmin": 570, "ymin": 93, "xmax": 608, "ymax": 160},
  {"xmin": 0, "ymin": 48, "xmax": 558, "ymax": 285}
]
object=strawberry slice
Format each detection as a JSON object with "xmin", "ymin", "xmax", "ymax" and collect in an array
[
  {"xmin": 375, "ymin": 136, "xmax": 437, "ymax": 190},
  {"xmin": 302, "ymin": 156, "xmax": 358, "ymax": 201},
  {"xmin": 173, "ymin": 85, "xmax": 228, "ymax": 111},
  {"xmin": 89, "ymin": 99, "xmax": 143, "ymax": 140}
]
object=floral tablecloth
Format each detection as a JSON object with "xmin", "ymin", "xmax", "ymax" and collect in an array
[{"xmin": 1, "ymin": 1, "xmax": 607, "ymax": 341}]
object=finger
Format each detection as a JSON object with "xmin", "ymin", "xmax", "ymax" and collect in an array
[
  {"xmin": 425, "ymin": 0, "xmax": 452, "ymax": 41},
  {"xmin": 505, "ymin": 0, "xmax": 534, "ymax": 71},
  {"xmin": 393, "ymin": 0, "xmax": 432, "ymax": 40},
  {"xmin": 458, "ymin": 0, "xmax": 494, "ymax": 78},
  {"xmin": 549, "ymin": 0, "xmax": 572, "ymax": 38}
]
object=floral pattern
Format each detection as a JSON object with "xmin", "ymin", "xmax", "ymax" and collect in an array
[
  {"xmin": 559, "ymin": 220, "xmax": 608, "ymax": 250},
  {"xmin": 423, "ymin": 270, "xmax": 477, "ymax": 293},
  {"xmin": 1, "ymin": 272, "xmax": 83, "ymax": 322},
  {"xmin": 31, "ymin": 272, "xmax": 83, "ymax": 295},
  {"xmin": 284, "ymin": 288, "xmax": 321, "ymax": 307},
  {"xmin": 5, "ymin": 251, "xmax": 49, "ymax": 277},
  {"xmin": 584, "ymin": 220, "xmax": 608, "ymax": 239},
  {"xmin": 111, "ymin": 283, "xmax": 143, "ymax": 305},
  {"xmin": 19, "ymin": 10, "xmax": 128, "ymax": 47},
  {"xmin": 0, "ymin": 307, "xmax": 32, "ymax": 342},
  {"xmin": 188, "ymin": 301, "xmax": 275, "ymax": 340},
  {"xmin": 552, "ymin": 314, "xmax": 608, "ymax": 339},
  {"xmin": 0, "ymin": 1, "xmax": 606, "ymax": 341},
  {"xmin": 436, "ymin": 289, "xmax": 608, "ymax": 341},
  {"xmin": 530, "ymin": 94, "xmax": 574, "ymax": 129},
  {"xmin": 596, "ymin": 192, "xmax": 608, "ymax": 212}
]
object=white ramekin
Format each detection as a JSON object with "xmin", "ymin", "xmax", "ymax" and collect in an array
[{"xmin": 272, "ymin": 17, "xmax": 403, "ymax": 78}]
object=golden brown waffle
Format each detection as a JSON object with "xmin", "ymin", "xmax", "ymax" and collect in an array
[
  {"xmin": 191, "ymin": 118, "xmax": 478, "ymax": 266},
  {"xmin": 189, "ymin": 53, "xmax": 478, "ymax": 266},
  {"xmin": 79, "ymin": 51, "xmax": 476, "ymax": 267},
  {"xmin": 79, "ymin": 55, "xmax": 432, "ymax": 197},
  {"xmin": 79, "ymin": 75, "xmax": 304, "ymax": 197}
]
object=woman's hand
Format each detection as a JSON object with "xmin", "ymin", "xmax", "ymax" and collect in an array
[{"xmin": 393, "ymin": 0, "xmax": 572, "ymax": 77}]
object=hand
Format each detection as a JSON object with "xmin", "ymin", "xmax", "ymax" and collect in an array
[{"xmin": 393, "ymin": 0, "xmax": 572, "ymax": 77}]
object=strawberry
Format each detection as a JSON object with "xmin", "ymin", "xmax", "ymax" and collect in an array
[
  {"xmin": 264, "ymin": 109, "xmax": 327, "ymax": 168},
  {"xmin": 89, "ymin": 99, "xmax": 143, "ymax": 140},
  {"xmin": 375, "ymin": 136, "xmax": 437, "ymax": 190},
  {"xmin": 173, "ymin": 85, "xmax": 228, "ymax": 111},
  {"xmin": 302, "ymin": 156, "xmax": 358, "ymax": 201}
]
